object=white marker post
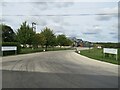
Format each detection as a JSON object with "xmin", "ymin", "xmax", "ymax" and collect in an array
[{"xmin": 103, "ymin": 48, "xmax": 118, "ymax": 60}]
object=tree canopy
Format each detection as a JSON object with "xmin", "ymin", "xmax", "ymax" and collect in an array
[
  {"xmin": 41, "ymin": 27, "xmax": 56, "ymax": 50},
  {"xmin": 57, "ymin": 34, "xmax": 73, "ymax": 47},
  {"xmin": 33, "ymin": 33, "xmax": 46, "ymax": 48},
  {"xmin": 1, "ymin": 24, "xmax": 15, "ymax": 42},
  {"xmin": 16, "ymin": 21, "xmax": 35, "ymax": 47},
  {"xmin": 3, "ymin": 21, "xmax": 73, "ymax": 49}
]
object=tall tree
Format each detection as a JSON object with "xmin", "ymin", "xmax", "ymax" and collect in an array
[
  {"xmin": 16, "ymin": 21, "xmax": 35, "ymax": 47},
  {"xmin": 41, "ymin": 27, "xmax": 55, "ymax": 50},
  {"xmin": 33, "ymin": 33, "xmax": 46, "ymax": 48},
  {"xmin": 65, "ymin": 38, "xmax": 73, "ymax": 46},
  {"xmin": 57, "ymin": 34, "xmax": 73, "ymax": 47},
  {"xmin": 50, "ymin": 35, "xmax": 57, "ymax": 47},
  {"xmin": 0, "ymin": 24, "xmax": 15, "ymax": 42},
  {"xmin": 57, "ymin": 34, "xmax": 67, "ymax": 47}
]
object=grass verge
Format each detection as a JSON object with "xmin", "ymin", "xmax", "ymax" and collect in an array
[{"xmin": 79, "ymin": 48, "xmax": 119, "ymax": 65}]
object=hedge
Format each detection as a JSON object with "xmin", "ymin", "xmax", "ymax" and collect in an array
[
  {"xmin": 1, "ymin": 42, "xmax": 21, "ymax": 56},
  {"xmin": 95, "ymin": 43, "xmax": 120, "ymax": 48}
]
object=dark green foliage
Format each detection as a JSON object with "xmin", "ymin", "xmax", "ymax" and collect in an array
[
  {"xmin": 32, "ymin": 33, "xmax": 46, "ymax": 48},
  {"xmin": 41, "ymin": 27, "xmax": 56, "ymax": 50},
  {"xmin": 95, "ymin": 42, "xmax": 119, "ymax": 48},
  {"xmin": 0, "ymin": 24, "xmax": 15, "ymax": 42},
  {"xmin": 16, "ymin": 21, "xmax": 35, "ymax": 47},
  {"xmin": 57, "ymin": 34, "xmax": 73, "ymax": 47}
]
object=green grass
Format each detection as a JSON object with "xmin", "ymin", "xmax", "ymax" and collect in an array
[
  {"xmin": 20, "ymin": 47, "xmax": 73, "ymax": 54},
  {"xmin": 79, "ymin": 48, "xmax": 119, "ymax": 65}
]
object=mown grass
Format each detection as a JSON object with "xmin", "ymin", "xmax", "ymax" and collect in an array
[{"xmin": 79, "ymin": 48, "xmax": 119, "ymax": 65}]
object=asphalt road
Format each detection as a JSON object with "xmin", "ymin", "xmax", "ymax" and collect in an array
[{"xmin": 2, "ymin": 49, "xmax": 118, "ymax": 88}]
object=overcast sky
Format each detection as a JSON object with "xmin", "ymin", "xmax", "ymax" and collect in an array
[{"xmin": 0, "ymin": 0, "xmax": 119, "ymax": 42}]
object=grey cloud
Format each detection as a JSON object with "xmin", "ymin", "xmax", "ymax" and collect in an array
[
  {"xmin": 96, "ymin": 7, "xmax": 118, "ymax": 21},
  {"xmin": 50, "ymin": 16, "xmax": 64, "ymax": 24},
  {"xmin": 112, "ymin": 35, "xmax": 118, "ymax": 39},
  {"xmin": 83, "ymin": 32, "xmax": 98, "ymax": 35},
  {"xmin": 68, "ymin": 33, "xmax": 80, "ymax": 38},
  {"xmin": 0, "ymin": 16, "xmax": 15, "ymax": 23},
  {"xmin": 111, "ymin": 23, "xmax": 120, "ymax": 32},
  {"xmin": 32, "ymin": 2, "xmax": 74, "ymax": 10},
  {"xmin": 40, "ymin": 21, "xmax": 47, "ymax": 26},
  {"xmin": 109, "ymin": 32, "xmax": 117, "ymax": 35},
  {"xmin": 51, "ymin": 2, "xmax": 74, "ymax": 8},
  {"xmin": 109, "ymin": 32, "xmax": 118, "ymax": 39},
  {"xmin": 96, "ymin": 15, "xmax": 113, "ymax": 21},
  {"xmin": 82, "ymin": 25, "xmax": 102, "ymax": 35},
  {"xmin": 32, "ymin": 2, "xmax": 48, "ymax": 10},
  {"xmin": 2, "ymin": 2, "xmax": 74, "ymax": 16}
]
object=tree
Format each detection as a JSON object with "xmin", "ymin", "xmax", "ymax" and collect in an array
[
  {"xmin": 65, "ymin": 38, "xmax": 73, "ymax": 46},
  {"xmin": 0, "ymin": 24, "xmax": 15, "ymax": 42},
  {"xmin": 50, "ymin": 35, "xmax": 57, "ymax": 48},
  {"xmin": 57, "ymin": 34, "xmax": 73, "ymax": 47},
  {"xmin": 33, "ymin": 33, "xmax": 46, "ymax": 48},
  {"xmin": 41, "ymin": 27, "xmax": 55, "ymax": 50},
  {"xmin": 57, "ymin": 34, "xmax": 67, "ymax": 47},
  {"xmin": 16, "ymin": 21, "xmax": 35, "ymax": 47}
]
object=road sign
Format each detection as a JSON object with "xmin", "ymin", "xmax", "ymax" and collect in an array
[
  {"xmin": 2, "ymin": 46, "xmax": 17, "ymax": 55},
  {"xmin": 2, "ymin": 46, "xmax": 17, "ymax": 51},
  {"xmin": 103, "ymin": 48, "xmax": 118, "ymax": 60}
]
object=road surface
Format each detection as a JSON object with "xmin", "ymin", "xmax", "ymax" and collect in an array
[{"xmin": 2, "ymin": 50, "xmax": 118, "ymax": 88}]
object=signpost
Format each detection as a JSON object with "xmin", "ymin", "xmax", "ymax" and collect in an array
[
  {"xmin": 2, "ymin": 46, "xmax": 17, "ymax": 55},
  {"xmin": 103, "ymin": 48, "xmax": 118, "ymax": 60}
]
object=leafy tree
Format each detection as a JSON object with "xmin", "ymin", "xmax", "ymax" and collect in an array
[
  {"xmin": 0, "ymin": 24, "xmax": 15, "ymax": 42},
  {"xmin": 50, "ymin": 35, "xmax": 57, "ymax": 48},
  {"xmin": 57, "ymin": 34, "xmax": 67, "ymax": 47},
  {"xmin": 57, "ymin": 34, "xmax": 73, "ymax": 47},
  {"xmin": 41, "ymin": 27, "xmax": 55, "ymax": 50},
  {"xmin": 16, "ymin": 21, "xmax": 35, "ymax": 47},
  {"xmin": 65, "ymin": 38, "xmax": 73, "ymax": 46},
  {"xmin": 33, "ymin": 33, "xmax": 46, "ymax": 48}
]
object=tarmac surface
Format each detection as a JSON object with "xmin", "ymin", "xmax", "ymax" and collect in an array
[{"xmin": 2, "ymin": 49, "xmax": 118, "ymax": 88}]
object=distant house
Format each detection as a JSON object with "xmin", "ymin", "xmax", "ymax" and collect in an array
[
  {"xmin": 69, "ymin": 37, "xmax": 93, "ymax": 47},
  {"xmin": 69, "ymin": 37, "xmax": 82, "ymax": 47}
]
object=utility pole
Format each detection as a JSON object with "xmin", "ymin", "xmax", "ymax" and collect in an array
[{"xmin": 32, "ymin": 22, "xmax": 36, "ymax": 32}]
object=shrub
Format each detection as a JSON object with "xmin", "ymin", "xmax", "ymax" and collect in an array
[{"xmin": 2, "ymin": 42, "xmax": 21, "ymax": 56}]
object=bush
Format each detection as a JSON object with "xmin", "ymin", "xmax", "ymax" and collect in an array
[
  {"xmin": 96, "ymin": 43, "xmax": 119, "ymax": 48},
  {"xmin": 2, "ymin": 42, "xmax": 21, "ymax": 56}
]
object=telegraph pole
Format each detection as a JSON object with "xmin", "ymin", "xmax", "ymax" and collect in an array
[{"xmin": 32, "ymin": 22, "xmax": 36, "ymax": 32}]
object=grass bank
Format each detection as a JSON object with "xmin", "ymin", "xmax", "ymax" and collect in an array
[{"xmin": 79, "ymin": 48, "xmax": 119, "ymax": 65}]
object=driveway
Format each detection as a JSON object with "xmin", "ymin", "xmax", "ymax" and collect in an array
[{"xmin": 2, "ymin": 50, "xmax": 118, "ymax": 88}]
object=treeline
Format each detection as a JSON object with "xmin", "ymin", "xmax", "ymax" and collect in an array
[
  {"xmin": 1, "ymin": 21, "xmax": 73, "ymax": 50},
  {"xmin": 95, "ymin": 42, "xmax": 120, "ymax": 48}
]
